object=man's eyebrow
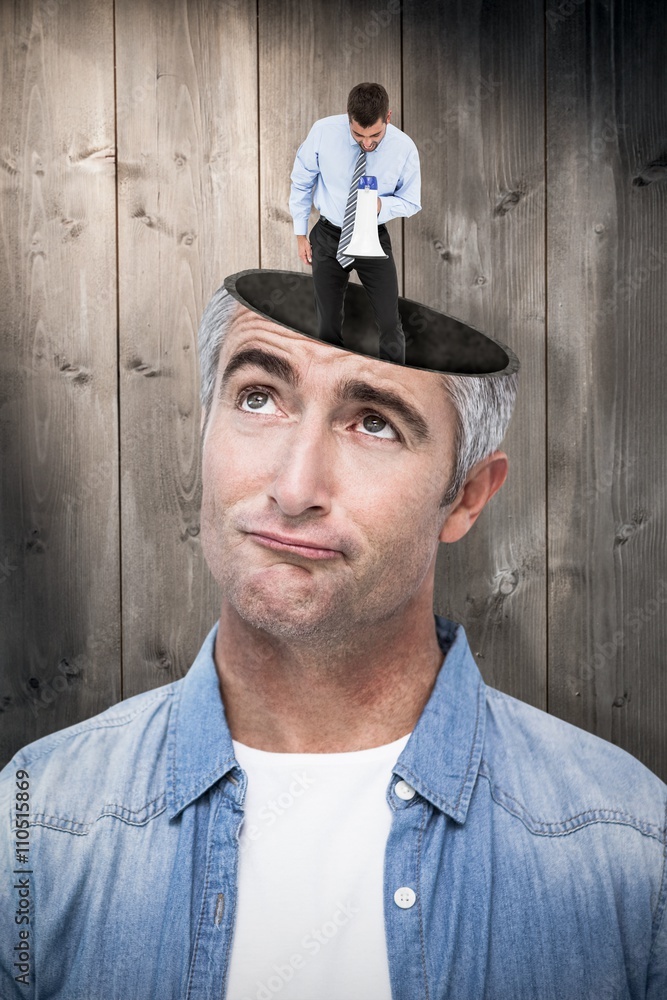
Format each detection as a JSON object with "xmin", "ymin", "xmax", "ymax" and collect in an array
[
  {"xmin": 335, "ymin": 378, "xmax": 430, "ymax": 441},
  {"xmin": 219, "ymin": 348, "xmax": 299, "ymax": 392}
]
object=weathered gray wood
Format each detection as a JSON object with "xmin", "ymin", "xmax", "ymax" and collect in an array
[
  {"xmin": 403, "ymin": 0, "xmax": 547, "ymax": 709},
  {"xmin": 259, "ymin": 0, "xmax": 403, "ymax": 290},
  {"xmin": 547, "ymin": 0, "xmax": 667, "ymax": 780},
  {"xmin": 115, "ymin": 0, "xmax": 259, "ymax": 698},
  {"xmin": 0, "ymin": 0, "xmax": 119, "ymax": 765},
  {"xmin": 1, "ymin": 0, "xmax": 665, "ymax": 785}
]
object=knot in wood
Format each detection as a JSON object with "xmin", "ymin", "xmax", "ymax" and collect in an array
[
  {"xmin": 494, "ymin": 190, "xmax": 523, "ymax": 216},
  {"xmin": 632, "ymin": 156, "xmax": 667, "ymax": 187},
  {"xmin": 432, "ymin": 239, "xmax": 451, "ymax": 261},
  {"xmin": 497, "ymin": 569, "xmax": 519, "ymax": 596}
]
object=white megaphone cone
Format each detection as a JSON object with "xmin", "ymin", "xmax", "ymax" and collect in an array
[{"xmin": 340, "ymin": 175, "xmax": 388, "ymax": 259}]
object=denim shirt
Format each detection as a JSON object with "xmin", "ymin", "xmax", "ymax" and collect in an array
[{"xmin": 1, "ymin": 617, "xmax": 666, "ymax": 1000}]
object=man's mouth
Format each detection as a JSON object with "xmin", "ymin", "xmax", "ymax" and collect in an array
[{"xmin": 246, "ymin": 531, "xmax": 343, "ymax": 561}]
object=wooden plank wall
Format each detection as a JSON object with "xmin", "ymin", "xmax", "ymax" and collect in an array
[
  {"xmin": 0, "ymin": 0, "xmax": 665, "ymax": 781},
  {"xmin": 115, "ymin": 0, "xmax": 258, "ymax": 697},
  {"xmin": 404, "ymin": 0, "xmax": 546, "ymax": 709},
  {"xmin": 547, "ymin": 0, "xmax": 667, "ymax": 778},
  {"xmin": 0, "ymin": 0, "xmax": 120, "ymax": 763}
]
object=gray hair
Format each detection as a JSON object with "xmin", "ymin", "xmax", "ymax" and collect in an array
[{"xmin": 198, "ymin": 283, "xmax": 518, "ymax": 505}]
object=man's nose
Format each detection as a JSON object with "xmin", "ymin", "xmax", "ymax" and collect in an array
[{"xmin": 268, "ymin": 419, "xmax": 334, "ymax": 517}]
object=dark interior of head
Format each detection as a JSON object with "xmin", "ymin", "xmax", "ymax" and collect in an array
[{"xmin": 226, "ymin": 271, "xmax": 514, "ymax": 378}]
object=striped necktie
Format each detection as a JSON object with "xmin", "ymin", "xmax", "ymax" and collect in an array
[{"xmin": 336, "ymin": 149, "xmax": 367, "ymax": 267}]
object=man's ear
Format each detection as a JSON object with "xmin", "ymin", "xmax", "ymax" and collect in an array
[
  {"xmin": 438, "ymin": 452, "xmax": 508, "ymax": 544},
  {"xmin": 386, "ymin": 109, "xmax": 392, "ymax": 124}
]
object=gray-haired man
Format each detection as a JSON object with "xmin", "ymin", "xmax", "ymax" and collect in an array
[{"xmin": 1, "ymin": 282, "xmax": 665, "ymax": 999}]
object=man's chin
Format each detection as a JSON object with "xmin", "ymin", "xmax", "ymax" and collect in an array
[{"xmin": 227, "ymin": 570, "xmax": 349, "ymax": 642}]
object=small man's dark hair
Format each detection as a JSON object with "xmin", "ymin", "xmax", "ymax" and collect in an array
[{"xmin": 347, "ymin": 83, "xmax": 390, "ymax": 128}]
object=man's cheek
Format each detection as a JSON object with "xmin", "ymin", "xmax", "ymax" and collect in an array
[{"xmin": 204, "ymin": 443, "xmax": 253, "ymax": 502}]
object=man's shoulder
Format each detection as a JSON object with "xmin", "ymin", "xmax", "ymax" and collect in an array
[
  {"xmin": 309, "ymin": 114, "xmax": 348, "ymax": 135},
  {"xmin": 482, "ymin": 685, "xmax": 667, "ymax": 837},
  {"xmin": 385, "ymin": 122, "xmax": 418, "ymax": 154},
  {"xmin": 0, "ymin": 681, "xmax": 181, "ymax": 829}
]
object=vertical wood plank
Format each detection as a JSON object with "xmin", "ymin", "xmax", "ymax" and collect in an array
[
  {"xmin": 115, "ymin": 0, "xmax": 259, "ymax": 697},
  {"xmin": 403, "ymin": 0, "xmax": 547, "ymax": 708},
  {"xmin": 259, "ymin": 0, "xmax": 403, "ymax": 289},
  {"xmin": 547, "ymin": 0, "xmax": 667, "ymax": 779},
  {"xmin": 0, "ymin": 0, "xmax": 119, "ymax": 765}
]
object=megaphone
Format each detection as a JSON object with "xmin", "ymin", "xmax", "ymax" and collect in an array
[{"xmin": 340, "ymin": 175, "xmax": 388, "ymax": 259}]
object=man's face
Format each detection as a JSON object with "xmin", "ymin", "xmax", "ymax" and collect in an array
[
  {"xmin": 349, "ymin": 111, "xmax": 391, "ymax": 152},
  {"xmin": 200, "ymin": 306, "xmax": 458, "ymax": 644}
]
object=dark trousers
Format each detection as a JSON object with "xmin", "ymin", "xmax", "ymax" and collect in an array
[{"xmin": 309, "ymin": 218, "xmax": 405, "ymax": 364}]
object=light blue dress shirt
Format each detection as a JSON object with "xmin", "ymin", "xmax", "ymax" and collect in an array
[
  {"xmin": 289, "ymin": 114, "xmax": 421, "ymax": 235},
  {"xmin": 1, "ymin": 616, "xmax": 666, "ymax": 999}
]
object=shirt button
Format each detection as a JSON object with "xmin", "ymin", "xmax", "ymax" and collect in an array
[
  {"xmin": 395, "ymin": 779, "xmax": 416, "ymax": 801},
  {"xmin": 394, "ymin": 887, "xmax": 416, "ymax": 909}
]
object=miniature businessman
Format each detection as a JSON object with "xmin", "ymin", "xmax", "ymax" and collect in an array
[{"xmin": 289, "ymin": 82, "xmax": 421, "ymax": 364}]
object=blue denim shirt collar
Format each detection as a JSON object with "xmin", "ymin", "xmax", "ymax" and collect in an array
[
  {"xmin": 166, "ymin": 624, "xmax": 236, "ymax": 818},
  {"xmin": 394, "ymin": 617, "xmax": 486, "ymax": 824},
  {"xmin": 166, "ymin": 615, "xmax": 486, "ymax": 825}
]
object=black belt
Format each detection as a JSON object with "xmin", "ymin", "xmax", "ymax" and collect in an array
[
  {"xmin": 319, "ymin": 216, "xmax": 386, "ymax": 233},
  {"xmin": 319, "ymin": 217, "xmax": 342, "ymax": 234}
]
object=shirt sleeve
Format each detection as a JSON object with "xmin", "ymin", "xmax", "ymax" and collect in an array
[
  {"xmin": 646, "ymin": 806, "xmax": 667, "ymax": 999},
  {"xmin": 289, "ymin": 123, "xmax": 320, "ymax": 236},
  {"xmin": 377, "ymin": 144, "xmax": 421, "ymax": 225}
]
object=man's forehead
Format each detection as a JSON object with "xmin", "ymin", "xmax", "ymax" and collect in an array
[
  {"xmin": 349, "ymin": 117, "xmax": 385, "ymax": 133},
  {"xmin": 220, "ymin": 304, "xmax": 443, "ymax": 398}
]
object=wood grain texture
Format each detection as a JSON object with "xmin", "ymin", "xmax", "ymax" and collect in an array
[
  {"xmin": 0, "ymin": 0, "xmax": 119, "ymax": 764},
  {"xmin": 259, "ymin": 0, "xmax": 403, "ymax": 289},
  {"xmin": 115, "ymin": 0, "xmax": 260, "ymax": 698},
  {"xmin": 403, "ymin": 0, "xmax": 547, "ymax": 708},
  {"xmin": 1, "ymin": 0, "xmax": 665, "ymax": 782},
  {"xmin": 547, "ymin": 0, "xmax": 667, "ymax": 779}
]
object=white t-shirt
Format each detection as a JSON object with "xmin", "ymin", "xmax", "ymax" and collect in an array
[{"xmin": 225, "ymin": 732, "xmax": 411, "ymax": 1000}]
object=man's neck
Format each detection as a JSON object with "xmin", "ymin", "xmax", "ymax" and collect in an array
[{"xmin": 213, "ymin": 600, "xmax": 444, "ymax": 753}]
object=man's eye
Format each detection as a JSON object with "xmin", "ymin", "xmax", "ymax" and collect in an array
[
  {"xmin": 239, "ymin": 390, "xmax": 278, "ymax": 413},
  {"xmin": 356, "ymin": 413, "xmax": 398, "ymax": 440}
]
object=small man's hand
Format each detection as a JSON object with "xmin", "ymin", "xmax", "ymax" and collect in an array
[
  {"xmin": 297, "ymin": 235, "xmax": 312, "ymax": 266},
  {"xmin": 377, "ymin": 197, "xmax": 381, "ymax": 214}
]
